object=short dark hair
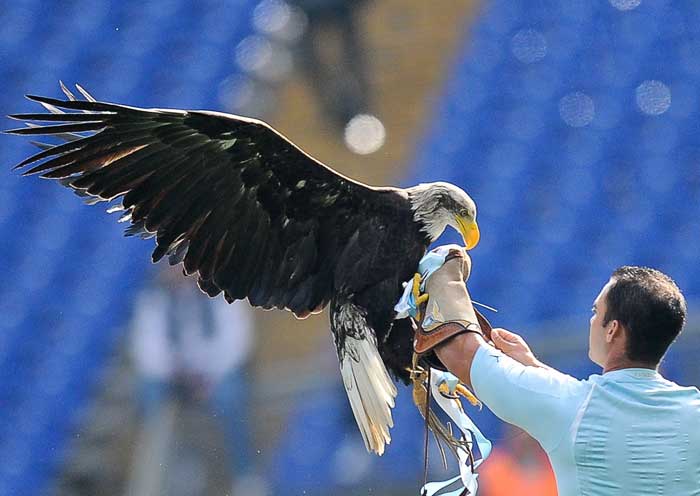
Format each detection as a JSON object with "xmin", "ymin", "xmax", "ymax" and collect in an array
[{"xmin": 603, "ymin": 266, "xmax": 687, "ymax": 364}]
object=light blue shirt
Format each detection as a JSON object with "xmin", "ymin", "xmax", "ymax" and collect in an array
[{"xmin": 471, "ymin": 345, "xmax": 700, "ymax": 495}]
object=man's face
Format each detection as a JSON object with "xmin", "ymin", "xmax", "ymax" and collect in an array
[{"xmin": 589, "ymin": 279, "xmax": 615, "ymax": 366}]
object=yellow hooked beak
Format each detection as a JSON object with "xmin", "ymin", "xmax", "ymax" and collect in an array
[{"xmin": 457, "ymin": 217, "xmax": 480, "ymax": 250}]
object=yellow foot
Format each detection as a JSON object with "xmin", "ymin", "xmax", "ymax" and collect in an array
[
  {"xmin": 412, "ymin": 273, "xmax": 429, "ymax": 320},
  {"xmin": 412, "ymin": 272, "xmax": 422, "ymax": 300},
  {"xmin": 455, "ymin": 384, "xmax": 480, "ymax": 407},
  {"xmin": 438, "ymin": 382, "xmax": 481, "ymax": 407}
]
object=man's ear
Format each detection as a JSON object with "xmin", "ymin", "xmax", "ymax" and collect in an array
[{"xmin": 605, "ymin": 320, "xmax": 623, "ymax": 343}]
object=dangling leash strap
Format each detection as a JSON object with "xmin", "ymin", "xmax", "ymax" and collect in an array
[
  {"xmin": 411, "ymin": 350, "xmax": 492, "ymax": 495},
  {"xmin": 412, "ymin": 352, "xmax": 469, "ymax": 495},
  {"xmin": 420, "ymin": 369, "xmax": 493, "ymax": 496}
]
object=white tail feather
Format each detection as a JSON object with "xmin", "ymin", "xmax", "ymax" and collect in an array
[{"xmin": 340, "ymin": 336, "xmax": 398, "ymax": 455}]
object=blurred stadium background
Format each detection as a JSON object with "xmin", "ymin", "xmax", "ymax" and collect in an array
[{"xmin": 0, "ymin": 0, "xmax": 698, "ymax": 495}]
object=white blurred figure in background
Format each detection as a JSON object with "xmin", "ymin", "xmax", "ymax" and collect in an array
[{"xmin": 129, "ymin": 264, "xmax": 265, "ymax": 496}]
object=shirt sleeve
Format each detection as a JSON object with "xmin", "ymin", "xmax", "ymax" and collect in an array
[{"xmin": 470, "ymin": 344, "xmax": 587, "ymax": 452}]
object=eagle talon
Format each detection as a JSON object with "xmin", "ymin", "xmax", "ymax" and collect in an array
[{"xmin": 438, "ymin": 382, "xmax": 456, "ymax": 398}]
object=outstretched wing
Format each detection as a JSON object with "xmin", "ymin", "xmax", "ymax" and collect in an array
[{"xmin": 7, "ymin": 85, "xmax": 390, "ymax": 317}]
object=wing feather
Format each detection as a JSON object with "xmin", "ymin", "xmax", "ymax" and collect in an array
[
  {"xmin": 6, "ymin": 121, "xmax": 106, "ymax": 135},
  {"xmin": 237, "ymin": 211, "xmax": 271, "ymax": 295},
  {"xmin": 248, "ymin": 227, "xmax": 282, "ymax": 308},
  {"xmin": 71, "ymin": 144, "xmax": 169, "ymax": 194}
]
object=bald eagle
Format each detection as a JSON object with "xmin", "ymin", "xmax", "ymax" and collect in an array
[{"xmin": 7, "ymin": 85, "xmax": 479, "ymax": 455}]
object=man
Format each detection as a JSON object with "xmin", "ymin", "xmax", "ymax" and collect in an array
[{"xmin": 418, "ymin": 252, "xmax": 700, "ymax": 495}]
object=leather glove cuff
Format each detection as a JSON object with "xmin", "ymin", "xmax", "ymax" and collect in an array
[
  {"xmin": 414, "ymin": 320, "xmax": 481, "ymax": 354},
  {"xmin": 414, "ymin": 309, "xmax": 492, "ymax": 355}
]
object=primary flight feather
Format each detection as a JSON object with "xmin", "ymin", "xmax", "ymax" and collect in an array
[{"xmin": 6, "ymin": 84, "xmax": 480, "ymax": 455}]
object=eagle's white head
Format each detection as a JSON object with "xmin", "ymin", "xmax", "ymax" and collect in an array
[{"xmin": 407, "ymin": 181, "xmax": 480, "ymax": 248}]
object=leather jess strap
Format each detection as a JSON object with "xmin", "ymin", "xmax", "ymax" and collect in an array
[{"xmin": 475, "ymin": 307, "xmax": 493, "ymax": 340}]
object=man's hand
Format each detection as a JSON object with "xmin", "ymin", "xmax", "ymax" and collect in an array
[{"xmin": 491, "ymin": 328, "xmax": 548, "ymax": 369}]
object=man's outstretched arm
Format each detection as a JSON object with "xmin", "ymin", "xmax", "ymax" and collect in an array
[{"xmin": 434, "ymin": 323, "xmax": 581, "ymax": 452}]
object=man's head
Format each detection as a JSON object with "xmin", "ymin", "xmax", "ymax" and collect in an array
[{"xmin": 588, "ymin": 266, "xmax": 687, "ymax": 368}]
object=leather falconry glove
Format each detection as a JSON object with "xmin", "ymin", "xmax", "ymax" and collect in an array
[{"xmin": 413, "ymin": 246, "xmax": 493, "ymax": 371}]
